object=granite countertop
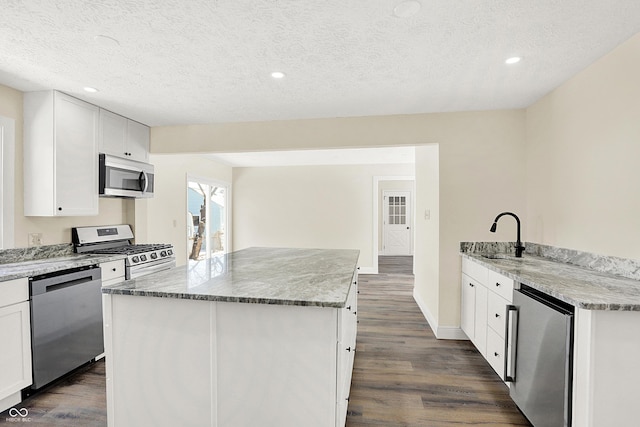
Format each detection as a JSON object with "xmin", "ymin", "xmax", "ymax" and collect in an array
[
  {"xmin": 461, "ymin": 243, "xmax": 640, "ymax": 311},
  {"xmin": 103, "ymin": 247, "xmax": 360, "ymax": 308},
  {"xmin": 0, "ymin": 252, "xmax": 127, "ymax": 282}
]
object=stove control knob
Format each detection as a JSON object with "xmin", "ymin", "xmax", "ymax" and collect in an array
[
  {"xmin": 160, "ymin": 250, "xmax": 167, "ymax": 257},
  {"xmin": 140, "ymin": 255, "xmax": 147, "ymax": 262},
  {"xmin": 150, "ymin": 253, "xmax": 158, "ymax": 260},
  {"xmin": 132, "ymin": 256, "xmax": 140, "ymax": 263},
  {"xmin": 167, "ymin": 249, "xmax": 173, "ymax": 256}
]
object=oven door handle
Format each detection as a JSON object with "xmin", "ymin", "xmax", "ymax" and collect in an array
[
  {"xmin": 505, "ymin": 304, "xmax": 518, "ymax": 382},
  {"xmin": 139, "ymin": 171, "xmax": 148, "ymax": 193}
]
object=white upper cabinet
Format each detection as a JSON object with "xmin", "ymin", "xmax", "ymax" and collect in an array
[
  {"xmin": 24, "ymin": 91, "xmax": 99, "ymax": 216},
  {"xmin": 99, "ymin": 109, "xmax": 149, "ymax": 163}
]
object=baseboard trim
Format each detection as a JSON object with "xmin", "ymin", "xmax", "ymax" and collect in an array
[{"xmin": 412, "ymin": 287, "xmax": 468, "ymax": 340}]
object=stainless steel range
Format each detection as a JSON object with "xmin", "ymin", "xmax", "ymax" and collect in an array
[{"xmin": 72, "ymin": 224, "xmax": 175, "ymax": 279}]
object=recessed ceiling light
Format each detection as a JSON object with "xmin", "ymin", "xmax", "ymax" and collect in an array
[
  {"xmin": 83, "ymin": 87, "xmax": 99, "ymax": 93},
  {"xmin": 505, "ymin": 56, "xmax": 522, "ymax": 65},
  {"xmin": 271, "ymin": 71, "xmax": 285, "ymax": 79},
  {"xmin": 393, "ymin": 0, "xmax": 421, "ymax": 18}
]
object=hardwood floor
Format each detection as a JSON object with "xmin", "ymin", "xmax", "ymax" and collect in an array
[
  {"xmin": 2, "ymin": 255, "xmax": 530, "ymax": 426},
  {"xmin": 346, "ymin": 256, "xmax": 531, "ymax": 426},
  {"xmin": 0, "ymin": 361, "xmax": 106, "ymax": 426}
]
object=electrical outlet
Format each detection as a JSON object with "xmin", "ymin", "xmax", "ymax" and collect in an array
[{"xmin": 28, "ymin": 233, "xmax": 43, "ymax": 247}]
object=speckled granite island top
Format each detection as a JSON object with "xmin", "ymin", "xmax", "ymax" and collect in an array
[
  {"xmin": 103, "ymin": 247, "xmax": 360, "ymax": 308},
  {"xmin": 461, "ymin": 242, "xmax": 640, "ymax": 311}
]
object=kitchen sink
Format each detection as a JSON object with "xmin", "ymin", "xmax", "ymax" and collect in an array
[{"xmin": 480, "ymin": 253, "xmax": 523, "ymax": 260}]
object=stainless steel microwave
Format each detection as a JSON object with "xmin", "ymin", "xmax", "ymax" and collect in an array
[{"xmin": 99, "ymin": 153, "xmax": 155, "ymax": 198}]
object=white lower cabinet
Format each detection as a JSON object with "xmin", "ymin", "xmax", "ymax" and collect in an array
[
  {"xmin": 100, "ymin": 259, "xmax": 125, "ymax": 286},
  {"xmin": 486, "ymin": 328, "xmax": 506, "ymax": 380},
  {"xmin": 0, "ymin": 278, "xmax": 32, "ymax": 413},
  {"xmin": 460, "ymin": 258, "xmax": 514, "ymax": 380},
  {"xmin": 460, "ymin": 273, "xmax": 487, "ymax": 356},
  {"xmin": 103, "ymin": 273, "xmax": 358, "ymax": 427}
]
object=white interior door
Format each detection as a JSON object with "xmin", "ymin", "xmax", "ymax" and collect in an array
[{"xmin": 382, "ymin": 191, "xmax": 412, "ymax": 255}]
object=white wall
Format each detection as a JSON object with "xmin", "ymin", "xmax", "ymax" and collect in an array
[
  {"xmin": 233, "ymin": 163, "xmax": 414, "ymax": 272},
  {"xmin": 139, "ymin": 153, "xmax": 233, "ymax": 267},
  {"xmin": 525, "ymin": 32, "xmax": 640, "ymax": 260}
]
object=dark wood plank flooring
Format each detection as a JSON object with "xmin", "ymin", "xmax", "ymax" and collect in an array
[
  {"xmin": 1, "ymin": 255, "xmax": 529, "ymax": 426},
  {"xmin": 0, "ymin": 361, "xmax": 106, "ymax": 426},
  {"xmin": 347, "ymin": 256, "xmax": 531, "ymax": 426}
]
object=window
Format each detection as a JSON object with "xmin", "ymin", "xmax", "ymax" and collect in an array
[{"xmin": 0, "ymin": 115, "xmax": 15, "ymax": 249}]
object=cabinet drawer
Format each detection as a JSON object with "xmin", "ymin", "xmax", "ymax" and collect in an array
[
  {"xmin": 101, "ymin": 260, "xmax": 125, "ymax": 282},
  {"xmin": 0, "ymin": 278, "xmax": 29, "ymax": 308},
  {"xmin": 486, "ymin": 328, "xmax": 505, "ymax": 380},
  {"xmin": 487, "ymin": 291, "xmax": 510, "ymax": 339},
  {"xmin": 462, "ymin": 258, "xmax": 488, "ymax": 285},
  {"xmin": 487, "ymin": 269, "xmax": 514, "ymax": 302}
]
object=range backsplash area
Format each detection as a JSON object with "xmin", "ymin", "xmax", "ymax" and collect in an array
[{"xmin": 460, "ymin": 241, "xmax": 640, "ymax": 281}]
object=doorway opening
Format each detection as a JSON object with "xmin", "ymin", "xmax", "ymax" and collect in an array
[
  {"xmin": 373, "ymin": 176, "xmax": 415, "ymax": 274},
  {"xmin": 187, "ymin": 177, "xmax": 230, "ymax": 263}
]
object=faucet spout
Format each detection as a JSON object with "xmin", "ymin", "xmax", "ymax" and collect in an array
[{"xmin": 490, "ymin": 212, "xmax": 525, "ymax": 257}]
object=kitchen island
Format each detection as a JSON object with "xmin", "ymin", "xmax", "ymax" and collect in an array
[{"xmin": 102, "ymin": 247, "xmax": 360, "ymax": 427}]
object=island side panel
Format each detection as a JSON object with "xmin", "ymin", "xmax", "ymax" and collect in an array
[
  {"xmin": 216, "ymin": 301, "xmax": 338, "ymax": 427},
  {"xmin": 104, "ymin": 294, "xmax": 215, "ymax": 427}
]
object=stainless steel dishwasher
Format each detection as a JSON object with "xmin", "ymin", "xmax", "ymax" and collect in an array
[
  {"xmin": 505, "ymin": 284, "xmax": 574, "ymax": 427},
  {"xmin": 28, "ymin": 265, "xmax": 103, "ymax": 391}
]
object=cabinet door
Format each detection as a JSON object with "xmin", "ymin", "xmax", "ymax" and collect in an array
[
  {"xmin": 54, "ymin": 93, "xmax": 99, "ymax": 215},
  {"xmin": 461, "ymin": 273, "xmax": 476, "ymax": 340},
  {"xmin": 0, "ymin": 301, "xmax": 32, "ymax": 400},
  {"xmin": 126, "ymin": 120, "xmax": 149, "ymax": 162},
  {"xmin": 473, "ymin": 284, "xmax": 488, "ymax": 356},
  {"xmin": 99, "ymin": 109, "xmax": 127, "ymax": 157}
]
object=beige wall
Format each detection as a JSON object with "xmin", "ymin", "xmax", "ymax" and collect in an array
[
  {"xmin": 156, "ymin": 110, "xmax": 527, "ymax": 332},
  {"xmin": 0, "ymin": 84, "xmax": 129, "ymax": 248},
  {"xmin": 525, "ymin": 33, "xmax": 640, "ymax": 259},
  {"xmin": 233, "ymin": 163, "xmax": 413, "ymax": 271},
  {"xmin": 139, "ymin": 153, "xmax": 233, "ymax": 267}
]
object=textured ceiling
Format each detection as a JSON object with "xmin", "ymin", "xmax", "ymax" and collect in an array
[{"xmin": 1, "ymin": 1, "xmax": 639, "ymax": 127}]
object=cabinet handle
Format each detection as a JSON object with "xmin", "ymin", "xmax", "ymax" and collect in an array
[
  {"xmin": 495, "ymin": 313, "xmax": 500, "ymax": 318},
  {"xmin": 112, "ymin": 268, "xmax": 117, "ymax": 272},
  {"xmin": 494, "ymin": 352, "xmax": 500, "ymax": 357},
  {"xmin": 346, "ymin": 305, "xmax": 351, "ymax": 310},
  {"xmin": 58, "ymin": 207, "xmax": 62, "ymax": 211},
  {"xmin": 347, "ymin": 346, "xmax": 356, "ymax": 353},
  {"xmin": 353, "ymin": 311, "xmax": 357, "ymax": 315},
  {"xmin": 496, "ymin": 282, "xmax": 501, "ymax": 287},
  {"xmin": 469, "ymin": 283, "xmax": 474, "ymax": 287}
]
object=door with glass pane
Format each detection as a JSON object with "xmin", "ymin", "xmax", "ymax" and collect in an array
[
  {"xmin": 382, "ymin": 191, "xmax": 412, "ymax": 255},
  {"xmin": 187, "ymin": 179, "xmax": 228, "ymax": 262}
]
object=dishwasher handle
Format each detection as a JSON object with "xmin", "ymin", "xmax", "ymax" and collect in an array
[
  {"xmin": 505, "ymin": 304, "xmax": 518, "ymax": 382},
  {"xmin": 30, "ymin": 267, "xmax": 101, "ymax": 297}
]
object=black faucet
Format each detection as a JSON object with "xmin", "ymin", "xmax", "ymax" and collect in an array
[{"xmin": 490, "ymin": 212, "xmax": 525, "ymax": 258}]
